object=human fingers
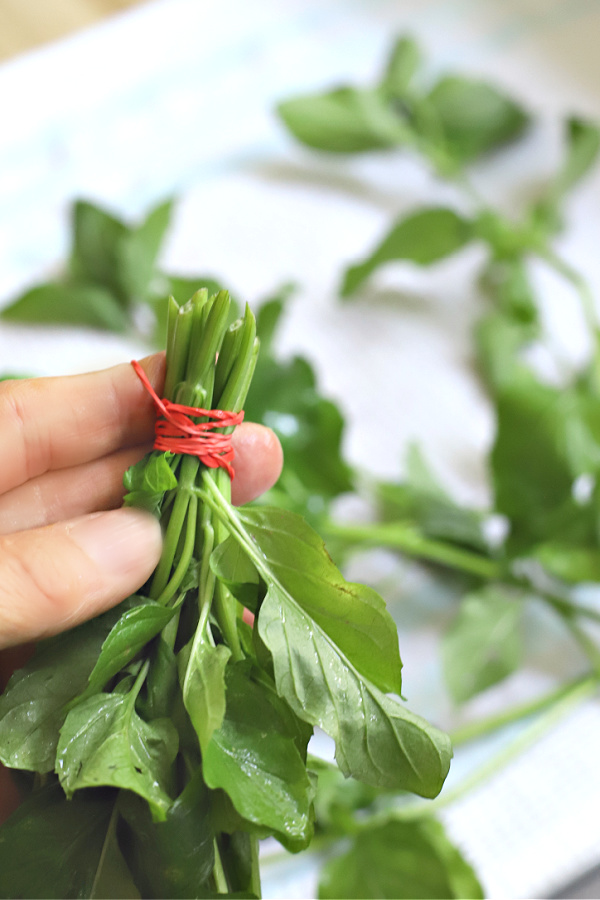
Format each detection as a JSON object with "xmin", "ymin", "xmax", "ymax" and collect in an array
[
  {"xmin": 0, "ymin": 422, "xmax": 283, "ymax": 533},
  {"xmin": 0, "ymin": 354, "xmax": 165, "ymax": 496},
  {"xmin": 230, "ymin": 422, "xmax": 283, "ymax": 505},
  {"xmin": 0, "ymin": 509, "xmax": 162, "ymax": 649},
  {"xmin": 0, "ymin": 444, "xmax": 152, "ymax": 535}
]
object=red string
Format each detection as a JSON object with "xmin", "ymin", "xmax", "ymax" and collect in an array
[{"xmin": 131, "ymin": 359, "xmax": 244, "ymax": 479}]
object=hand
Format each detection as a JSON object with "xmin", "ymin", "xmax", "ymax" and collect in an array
[{"xmin": 0, "ymin": 353, "xmax": 282, "ymax": 822}]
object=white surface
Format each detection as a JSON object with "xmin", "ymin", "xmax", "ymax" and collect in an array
[{"xmin": 2, "ymin": 1, "xmax": 600, "ymax": 897}]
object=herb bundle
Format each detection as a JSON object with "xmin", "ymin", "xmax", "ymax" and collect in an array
[{"xmin": 0, "ymin": 288, "xmax": 451, "ymax": 897}]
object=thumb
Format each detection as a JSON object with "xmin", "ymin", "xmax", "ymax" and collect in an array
[{"xmin": 0, "ymin": 509, "xmax": 162, "ymax": 649}]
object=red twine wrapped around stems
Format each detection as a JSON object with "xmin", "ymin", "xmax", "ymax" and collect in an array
[{"xmin": 131, "ymin": 359, "xmax": 244, "ymax": 479}]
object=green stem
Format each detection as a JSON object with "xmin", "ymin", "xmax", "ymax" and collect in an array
[
  {"xmin": 212, "ymin": 839, "xmax": 229, "ymax": 894},
  {"xmin": 542, "ymin": 591, "xmax": 600, "ymax": 626},
  {"xmin": 562, "ymin": 618, "xmax": 600, "ymax": 676},
  {"xmin": 323, "ymin": 519, "xmax": 600, "ymax": 627},
  {"xmin": 322, "ymin": 519, "xmax": 500, "ymax": 580},
  {"xmin": 390, "ymin": 674, "xmax": 597, "ymax": 822},
  {"xmin": 249, "ymin": 836, "xmax": 262, "ymax": 899},
  {"xmin": 155, "ymin": 495, "xmax": 198, "ymax": 606},
  {"xmin": 128, "ymin": 660, "xmax": 150, "ymax": 711},
  {"xmin": 207, "ymin": 468, "xmax": 243, "ymax": 661},
  {"xmin": 541, "ymin": 249, "xmax": 598, "ymax": 339},
  {"xmin": 450, "ymin": 673, "xmax": 593, "ymax": 746},
  {"xmin": 149, "ymin": 456, "xmax": 199, "ymax": 599},
  {"xmin": 89, "ymin": 797, "xmax": 121, "ymax": 899}
]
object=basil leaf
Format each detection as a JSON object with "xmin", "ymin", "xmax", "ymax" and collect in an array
[
  {"xmin": 70, "ymin": 200, "xmax": 131, "ymax": 305},
  {"xmin": 160, "ymin": 274, "xmax": 229, "ymax": 306},
  {"xmin": 119, "ymin": 772, "xmax": 214, "ymax": 898},
  {"xmin": 424, "ymin": 75, "xmax": 529, "ymax": 163},
  {"xmin": 86, "ymin": 600, "xmax": 179, "ymax": 696},
  {"xmin": 341, "ymin": 207, "xmax": 473, "ymax": 296},
  {"xmin": 0, "ymin": 603, "xmax": 129, "ymax": 772},
  {"xmin": 548, "ymin": 117, "xmax": 600, "ymax": 203},
  {"xmin": 277, "ymin": 86, "xmax": 407, "ymax": 153},
  {"xmin": 380, "ymin": 35, "xmax": 422, "ymax": 97},
  {"xmin": 376, "ymin": 447, "xmax": 489, "ymax": 554},
  {"xmin": 221, "ymin": 506, "xmax": 451, "ymax": 797},
  {"xmin": 56, "ymin": 692, "xmax": 178, "ymax": 820},
  {"xmin": 69, "ymin": 199, "xmax": 174, "ymax": 311},
  {"xmin": 181, "ymin": 637, "xmax": 231, "ymax": 753},
  {"xmin": 310, "ymin": 757, "xmax": 379, "ymax": 835},
  {"xmin": 443, "ymin": 587, "xmax": 523, "ymax": 703},
  {"xmin": 210, "ymin": 538, "xmax": 260, "ymax": 610},
  {"xmin": 475, "ymin": 309, "xmax": 533, "ymax": 392},
  {"xmin": 238, "ymin": 507, "xmax": 402, "ymax": 693},
  {"xmin": 0, "ymin": 783, "xmax": 138, "ymax": 900},
  {"xmin": 318, "ymin": 817, "xmax": 483, "ymax": 899},
  {"xmin": 143, "ymin": 637, "xmax": 179, "ymax": 720},
  {"xmin": 118, "ymin": 199, "xmax": 174, "ymax": 301},
  {"xmin": 0, "ymin": 282, "xmax": 130, "ymax": 331},
  {"xmin": 480, "ymin": 259, "xmax": 539, "ymax": 329},
  {"xmin": 124, "ymin": 452, "xmax": 178, "ymax": 495},
  {"xmin": 124, "ymin": 451, "xmax": 178, "ymax": 514},
  {"xmin": 260, "ymin": 589, "xmax": 450, "ymax": 796},
  {"xmin": 531, "ymin": 541, "xmax": 600, "ymax": 584},
  {"xmin": 202, "ymin": 664, "xmax": 314, "ymax": 846},
  {"xmin": 491, "ymin": 373, "xmax": 600, "ymax": 551},
  {"xmin": 246, "ymin": 298, "xmax": 353, "ymax": 509}
]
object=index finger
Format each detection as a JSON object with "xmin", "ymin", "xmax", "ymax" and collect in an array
[{"xmin": 0, "ymin": 354, "xmax": 165, "ymax": 496}]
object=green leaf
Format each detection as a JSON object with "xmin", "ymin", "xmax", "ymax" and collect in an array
[
  {"xmin": 220, "ymin": 505, "xmax": 451, "ymax": 797},
  {"xmin": 118, "ymin": 199, "xmax": 174, "ymax": 301},
  {"xmin": 211, "ymin": 538, "xmax": 261, "ymax": 610},
  {"xmin": 424, "ymin": 75, "xmax": 529, "ymax": 163},
  {"xmin": 531, "ymin": 541, "xmax": 600, "ymax": 584},
  {"xmin": 443, "ymin": 587, "xmax": 523, "ymax": 703},
  {"xmin": 0, "ymin": 603, "xmax": 129, "ymax": 772},
  {"xmin": 124, "ymin": 451, "xmax": 178, "ymax": 495},
  {"xmin": 0, "ymin": 282, "xmax": 130, "ymax": 331},
  {"xmin": 0, "ymin": 783, "xmax": 139, "ymax": 900},
  {"xmin": 240, "ymin": 507, "xmax": 402, "ymax": 693},
  {"xmin": 376, "ymin": 446, "xmax": 489, "ymax": 554},
  {"xmin": 310, "ymin": 756, "xmax": 379, "ymax": 835},
  {"xmin": 490, "ymin": 372, "xmax": 600, "ymax": 551},
  {"xmin": 70, "ymin": 200, "xmax": 132, "ymax": 305},
  {"xmin": 181, "ymin": 637, "xmax": 232, "ymax": 753},
  {"xmin": 548, "ymin": 117, "xmax": 600, "ymax": 203},
  {"xmin": 161, "ymin": 275, "xmax": 228, "ymax": 306},
  {"xmin": 202, "ymin": 664, "xmax": 314, "ymax": 846},
  {"xmin": 56, "ymin": 690, "xmax": 178, "ymax": 820},
  {"xmin": 480, "ymin": 259, "xmax": 539, "ymax": 328},
  {"xmin": 86, "ymin": 599, "xmax": 179, "ymax": 696},
  {"xmin": 380, "ymin": 36, "xmax": 422, "ymax": 97},
  {"xmin": 143, "ymin": 637, "xmax": 179, "ymax": 720},
  {"xmin": 474, "ymin": 310, "xmax": 532, "ymax": 392},
  {"xmin": 341, "ymin": 207, "xmax": 473, "ymax": 296},
  {"xmin": 254, "ymin": 289, "xmax": 295, "ymax": 353},
  {"xmin": 119, "ymin": 771, "xmax": 214, "ymax": 898},
  {"xmin": 246, "ymin": 306, "xmax": 353, "ymax": 509},
  {"xmin": 318, "ymin": 817, "xmax": 483, "ymax": 899},
  {"xmin": 123, "ymin": 451, "xmax": 178, "ymax": 514},
  {"xmin": 277, "ymin": 86, "xmax": 408, "ymax": 153}
]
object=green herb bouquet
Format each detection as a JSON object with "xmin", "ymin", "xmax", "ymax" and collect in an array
[{"xmin": 0, "ymin": 288, "xmax": 451, "ymax": 898}]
